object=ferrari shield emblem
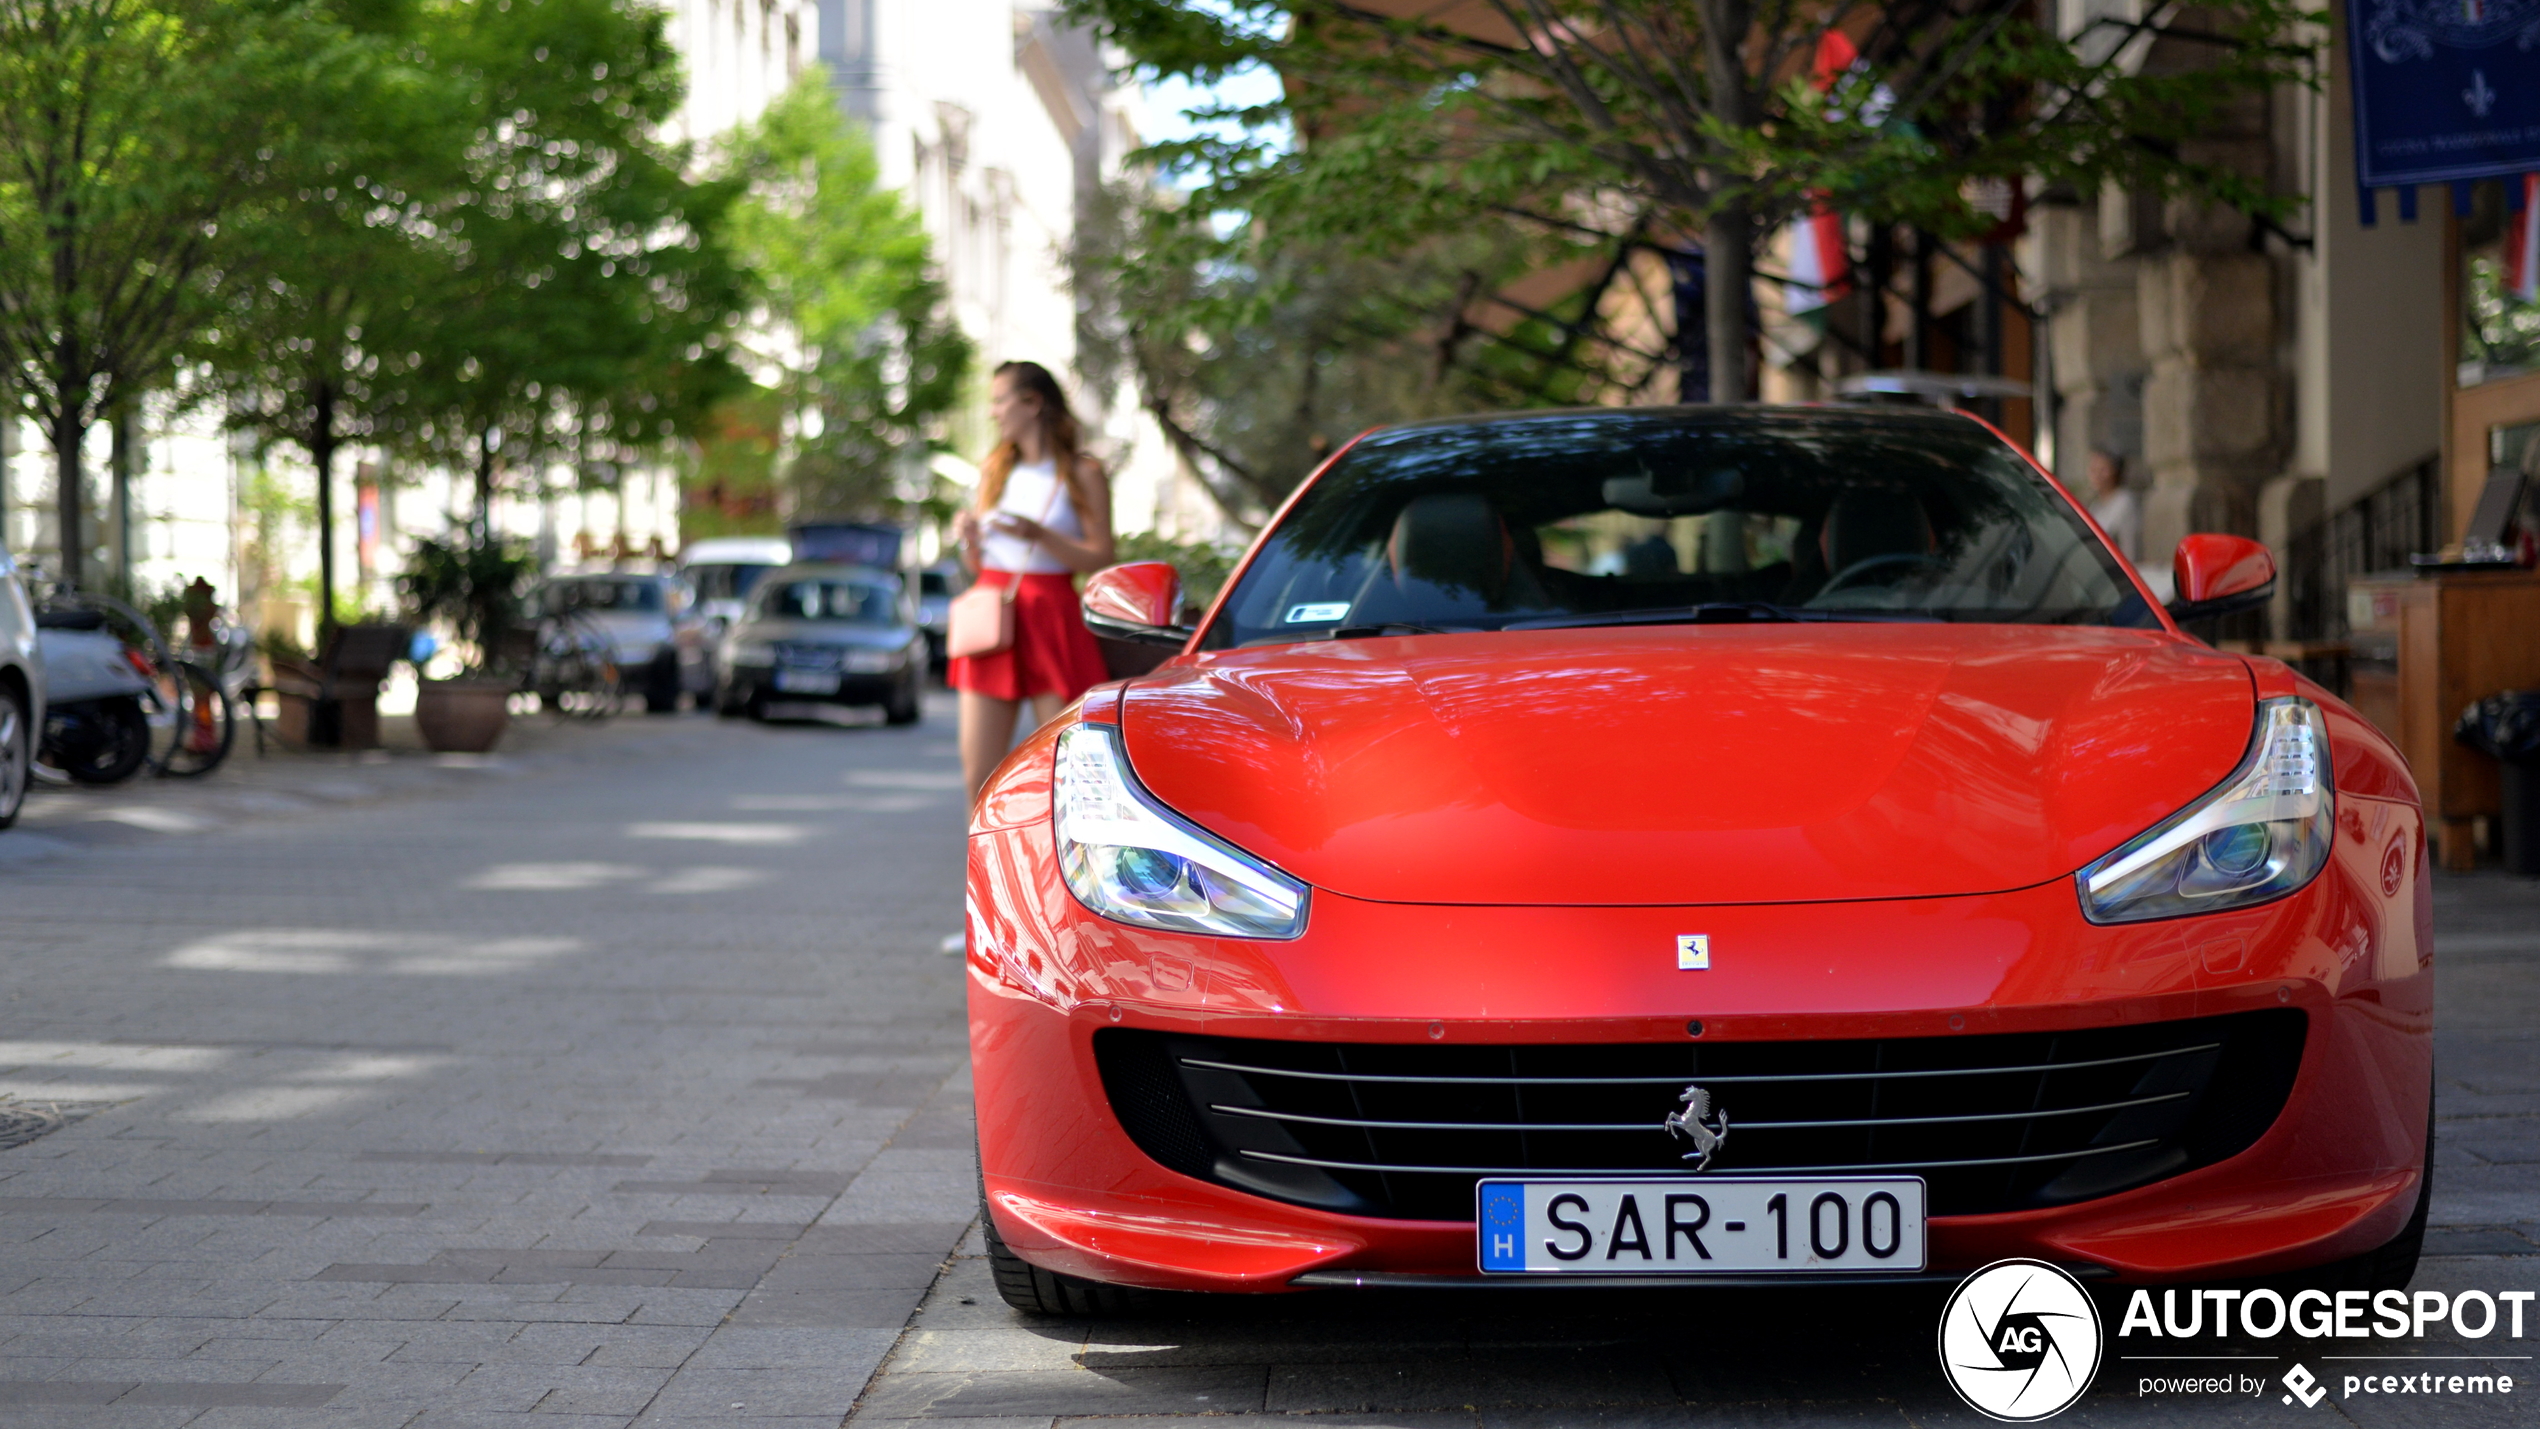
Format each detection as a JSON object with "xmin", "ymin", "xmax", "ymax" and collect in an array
[{"xmin": 1676, "ymin": 934, "xmax": 1709, "ymax": 970}]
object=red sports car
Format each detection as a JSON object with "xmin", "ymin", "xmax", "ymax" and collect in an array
[{"xmin": 964, "ymin": 406, "xmax": 2432, "ymax": 1313}]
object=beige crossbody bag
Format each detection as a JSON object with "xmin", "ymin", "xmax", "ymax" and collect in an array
[{"xmin": 946, "ymin": 473, "xmax": 1067, "ymax": 660}]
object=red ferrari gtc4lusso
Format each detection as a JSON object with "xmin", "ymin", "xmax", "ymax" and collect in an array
[{"xmin": 964, "ymin": 406, "xmax": 2431, "ymax": 1313}]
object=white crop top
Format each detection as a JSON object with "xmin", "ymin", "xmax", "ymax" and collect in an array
[{"xmin": 979, "ymin": 459, "xmax": 1083, "ymax": 574}]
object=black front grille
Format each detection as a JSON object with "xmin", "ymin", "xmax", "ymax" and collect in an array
[{"xmin": 1096, "ymin": 1010, "xmax": 2305, "ymax": 1220}]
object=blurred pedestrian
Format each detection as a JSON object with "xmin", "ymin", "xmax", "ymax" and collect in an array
[
  {"xmin": 2085, "ymin": 450, "xmax": 2140, "ymax": 562},
  {"xmin": 949, "ymin": 361, "xmax": 1115, "ymax": 802}
]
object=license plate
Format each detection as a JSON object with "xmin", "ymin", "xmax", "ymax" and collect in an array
[
  {"xmin": 773, "ymin": 668, "xmax": 839, "ymax": 694},
  {"xmin": 1478, "ymin": 1177, "xmax": 1925, "ymax": 1274}
]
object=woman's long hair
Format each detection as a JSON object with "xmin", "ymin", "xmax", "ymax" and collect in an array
[{"xmin": 976, "ymin": 361, "xmax": 1091, "ymax": 530}]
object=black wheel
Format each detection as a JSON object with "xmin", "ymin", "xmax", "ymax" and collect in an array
[
  {"xmin": 0, "ymin": 682, "xmax": 28, "ymax": 829},
  {"xmin": 158, "ymin": 662, "xmax": 235, "ymax": 778},
  {"xmin": 52, "ymin": 698, "xmax": 152, "ymax": 785},
  {"xmin": 884, "ymin": 667, "xmax": 922, "ymax": 726},
  {"xmin": 644, "ymin": 653, "xmax": 680, "ymax": 714},
  {"xmin": 713, "ymin": 681, "xmax": 745, "ymax": 718},
  {"xmin": 979, "ymin": 1168, "xmax": 1145, "ymax": 1317}
]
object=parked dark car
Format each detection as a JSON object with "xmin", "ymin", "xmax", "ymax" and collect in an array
[{"xmin": 715, "ymin": 564, "xmax": 924, "ymax": 724}]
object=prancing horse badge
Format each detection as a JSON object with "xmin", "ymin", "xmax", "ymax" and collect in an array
[{"xmin": 1676, "ymin": 934, "xmax": 1710, "ymax": 970}]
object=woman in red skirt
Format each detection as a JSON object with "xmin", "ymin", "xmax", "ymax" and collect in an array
[{"xmin": 950, "ymin": 361, "xmax": 1115, "ymax": 801}]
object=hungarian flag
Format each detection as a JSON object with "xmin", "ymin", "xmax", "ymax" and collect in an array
[
  {"xmin": 2509, "ymin": 174, "xmax": 2539, "ymax": 303},
  {"xmin": 1783, "ymin": 29, "xmax": 1859, "ymax": 318}
]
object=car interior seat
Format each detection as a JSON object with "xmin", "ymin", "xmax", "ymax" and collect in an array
[
  {"xmin": 1384, "ymin": 493, "xmax": 1550, "ymax": 612},
  {"xmin": 1817, "ymin": 487, "xmax": 1937, "ymax": 589}
]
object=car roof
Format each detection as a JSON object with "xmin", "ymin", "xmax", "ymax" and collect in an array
[
  {"xmin": 759, "ymin": 563, "xmax": 902, "ymax": 583},
  {"xmin": 1363, "ymin": 402, "xmax": 1988, "ymax": 439},
  {"xmin": 680, "ymin": 537, "xmax": 793, "ymax": 564}
]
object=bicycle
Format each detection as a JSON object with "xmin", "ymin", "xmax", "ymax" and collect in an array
[
  {"xmin": 25, "ymin": 574, "xmax": 233, "ymax": 782},
  {"xmin": 529, "ymin": 608, "xmax": 622, "ymax": 721}
]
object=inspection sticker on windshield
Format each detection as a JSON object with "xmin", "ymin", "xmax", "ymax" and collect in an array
[
  {"xmin": 1478, "ymin": 1177, "xmax": 1924, "ymax": 1274},
  {"xmin": 1284, "ymin": 602, "xmax": 1352, "ymax": 623}
]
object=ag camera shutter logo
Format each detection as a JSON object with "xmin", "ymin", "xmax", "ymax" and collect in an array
[{"xmin": 1939, "ymin": 1259, "xmax": 2103, "ymax": 1421}]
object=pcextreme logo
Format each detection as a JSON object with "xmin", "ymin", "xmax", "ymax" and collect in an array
[{"xmin": 1939, "ymin": 1260, "xmax": 2104, "ymax": 1421}]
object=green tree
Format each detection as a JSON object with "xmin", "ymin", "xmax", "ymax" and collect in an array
[
  {"xmin": 388, "ymin": 0, "xmax": 750, "ymax": 538},
  {"xmin": 1069, "ymin": 0, "xmax": 2319, "ymax": 405},
  {"xmin": 186, "ymin": 0, "xmax": 457, "ymax": 641},
  {"xmin": 717, "ymin": 74, "xmax": 968, "ymax": 522},
  {"xmin": 0, "ymin": 0, "xmax": 364, "ymax": 586}
]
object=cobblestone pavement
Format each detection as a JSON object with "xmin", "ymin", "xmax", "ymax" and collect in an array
[
  {"xmin": 5, "ymin": 705, "xmax": 2537, "ymax": 1428},
  {"xmin": 846, "ymin": 878, "xmax": 2540, "ymax": 1429},
  {"xmin": 0, "ymin": 704, "xmax": 976, "ymax": 1427}
]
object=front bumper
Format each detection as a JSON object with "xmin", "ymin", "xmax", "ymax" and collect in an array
[
  {"xmin": 725, "ymin": 661, "xmax": 908, "ymax": 706},
  {"xmin": 967, "ymin": 790, "xmax": 2433, "ymax": 1291}
]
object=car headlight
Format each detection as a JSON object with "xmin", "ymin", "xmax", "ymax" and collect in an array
[
  {"xmin": 2078, "ymin": 696, "xmax": 2334, "ymax": 924},
  {"xmin": 841, "ymin": 648, "xmax": 900, "ymax": 674},
  {"xmin": 1054, "ymin": 723, "xmax": 1308, "ymax": 939},
  {"xmin": 726, "ymin": 641, "xmax": 775, "ymax": 667}
]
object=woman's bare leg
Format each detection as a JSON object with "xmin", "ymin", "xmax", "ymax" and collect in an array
[
  {"xmin": 960, "ymin": 691, "xmax": 1023, "ymax": 802},
  {"xmin": 1029, "ymin": 693, "xmax": 1068, "ymax": 730}
]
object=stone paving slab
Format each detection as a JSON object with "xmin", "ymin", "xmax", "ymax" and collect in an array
[{"xmin": 0, "ymin": 705, "xmax": 977, "ymax": 1427}]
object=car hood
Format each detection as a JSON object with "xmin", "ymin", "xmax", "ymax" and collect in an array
[{"xmin": 1118, "ymin": 625, "xmax": 2256, "ymax": 906}]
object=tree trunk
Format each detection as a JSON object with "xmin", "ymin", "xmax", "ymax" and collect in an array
[
  {"xmin": 311, "ymin": 379, "xmax": 338, "ymax": 647},
  {"xmin": 474, "ymin": 428, "xmax": 496, "ymax": 538},
  {"xmin": 51, "ymin": 407, "xmax": 84, "ymax": 588},
  {"xmin": 1705, "ymin": 202, "xmax": 1753, "ymax": 404},
  {"xmin": 1698, "ymin": 0, "xmax": 1755, "ymax": 405}
]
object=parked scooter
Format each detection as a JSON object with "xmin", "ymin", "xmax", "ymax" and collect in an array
[{"xmin": 32, "ymin": 606, "xmax": 156, "ymax": 785}]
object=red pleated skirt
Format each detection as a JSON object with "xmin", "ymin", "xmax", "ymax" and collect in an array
[{"xmin": 946, "ymin": 570, "xmax": 1110, "ymax": 703}]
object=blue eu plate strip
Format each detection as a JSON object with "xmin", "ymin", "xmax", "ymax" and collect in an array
[{"xmin": 1478, "ymin": 1182, "xmax": 1525, "ymax": 1272}]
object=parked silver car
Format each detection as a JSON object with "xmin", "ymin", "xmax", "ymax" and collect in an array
[
  {"xmin": 0, "ymin": 546, "xmax": 44, "ymax": 828},
  {"xmin": 714, "ymin": 564, "xmax": 924, "ymax": 725},
  {"xmin": 527, "ymin": 572, "xmax": 706, "ymax": 714}
]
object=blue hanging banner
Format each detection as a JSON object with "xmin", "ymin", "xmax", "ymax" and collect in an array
[{"xmin": 2346, "ymin": 0, "xmax": 2540, "ymax": 218}]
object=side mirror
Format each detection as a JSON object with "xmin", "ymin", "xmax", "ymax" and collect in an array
[
  {"xmin": 1082, "ymin": 562, "xmax": 1191, "ymax": 649},
  {"xmin": 2168, "ymin": 534, "xmax": 2275, "ymax": 623}
]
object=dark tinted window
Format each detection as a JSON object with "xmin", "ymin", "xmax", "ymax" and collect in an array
[
  {"xmin": 1206, "ymin": 410, "xmax": 2151, "ymax": 649},
  {"xmin": 687, "ymin": 563, "xmax": 774, "ymax": 601},
  {"xmin": 756, "ymin": 579, "xmax": 898, "ymax": 624},
  {"xmin": 546, "ymin": 579, "xmax": 664, "ymax": 614}
]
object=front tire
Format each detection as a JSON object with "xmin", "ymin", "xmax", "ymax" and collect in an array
[
  {"xmin": 644, "ymin": 653, "xmax": 681, "ymax": 714},
  {"xmin": 0, "ymin": 682, "xmax": 29, "ymax": 829},
  {"xmin": 884, "ymin": 666, "xmax": 922, "ymax": 726},
  {"xmin": 53, "ymin": 698, "xmax": 151, "ymax": 785},
  {"xmin": 979, "ymin": 1169, "xmax": 1145, "ymax": 1317}
]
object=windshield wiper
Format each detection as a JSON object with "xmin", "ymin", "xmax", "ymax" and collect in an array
[{"xmin": 1502, "ymin": 602, "xmax": 1940, "ymax": 632}]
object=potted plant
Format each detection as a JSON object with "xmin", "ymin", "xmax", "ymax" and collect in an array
[{"xmin": 398, "ymin": 532, "xmax": 536, "ymax": 753}]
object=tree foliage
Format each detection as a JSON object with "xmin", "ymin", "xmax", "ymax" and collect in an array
[
  {"xmin": 1068, "ymin": 0, "xmax": 2323, "ymax": 405},
  {"xmin": 1073, "ymin": 176, "xmax": 1601, "ymax": 529},
  {"xmin": 386, "ymin": 0, "xmax": 751, "ymax": 531},
  {"xmin": 715, "ymin": 73, "xmax": 968, "ymax": 524},
  {"xmin": 0, "ymin": 0, "xmax": 366, "ymax": 585}
]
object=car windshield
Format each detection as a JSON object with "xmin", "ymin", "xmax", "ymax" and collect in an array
[
  {"xmin": 687, "ymin": 563, "xmax": 773, "ymax": 602},
  {"xmin": 757, "ymin": 579, "xmax": 898, "ymax": 624},
  {"xmin": 547, "ymin": 579, "xmax": 663, "ymax": 614},
  {"xmin": 1204, "ymin": 409, "xmax": 2153, "ymax": 649}
]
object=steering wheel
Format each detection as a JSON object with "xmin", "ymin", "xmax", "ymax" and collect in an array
[{"xmin": 1817, "ymin": 551, "xmax": 1948, "ymax": 597}]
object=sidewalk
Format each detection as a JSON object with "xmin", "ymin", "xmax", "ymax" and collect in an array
[{"xmin": 4, "ymin": 706, "xmax": 713, "ymax": 869}]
